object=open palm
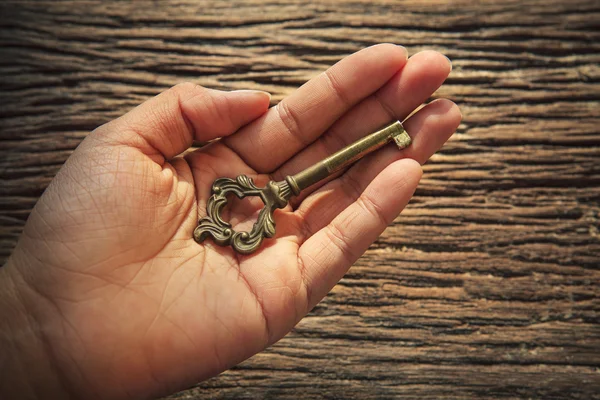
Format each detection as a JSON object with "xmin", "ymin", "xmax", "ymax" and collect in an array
[{"xmin": 6, "ymin": 45, "xmax": 460, "ymax": 399}]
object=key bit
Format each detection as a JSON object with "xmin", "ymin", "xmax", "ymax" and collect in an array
[{"xmin": 193, "ymin": 121, "xmax": 411, "ymax": 254}]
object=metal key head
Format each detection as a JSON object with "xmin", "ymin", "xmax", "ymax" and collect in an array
[{"xmin": 193, "ymin": 175, "xmax": 293, "ymax": 254}]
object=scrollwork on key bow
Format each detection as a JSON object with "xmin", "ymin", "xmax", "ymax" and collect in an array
[{"xmin": 193, "ymin": 174, "xmax": 293, "ymax": 254}]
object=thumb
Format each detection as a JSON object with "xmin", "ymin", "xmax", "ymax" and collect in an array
[{"xmin": 95, "ymin": 82, "xmax": 271, "ymax": 160}]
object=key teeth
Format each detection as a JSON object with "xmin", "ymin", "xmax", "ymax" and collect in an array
[{"xmin": 392, "ymin": 130, "xmax": 412, "ymax": 149}]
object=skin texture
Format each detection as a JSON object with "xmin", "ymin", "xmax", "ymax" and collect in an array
[{"xmin": 0, "ymin": 44, "xmax": 461, "ymax": 400}]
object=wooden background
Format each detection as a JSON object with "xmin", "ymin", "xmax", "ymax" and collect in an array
[{"xmin": 1, "ymin": 0, "xmax": 599, "ymax": 398}]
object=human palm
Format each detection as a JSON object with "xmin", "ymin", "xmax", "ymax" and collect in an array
[{"xmin": 4, "ymin": 45, "xmax": 460, "ymax": 399}]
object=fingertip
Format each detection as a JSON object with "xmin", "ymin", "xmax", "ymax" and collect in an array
[
  {"xmin": 406, "ymin": 156, "xmax": 424, "ymax": 176},
  {"xmin": 359, "ymin": 157, "xmax": 421, "ymax": 225},
  {"xmin": 396, "ymin": 44, "xmax": 409, "ymax": 59},
  {"xmin": 373, "ymin": 50, "xmax": 453, "ymax": 122},
  {"xmin": 428, "ymin": 98, "xmax": 462, "ymax": 132},
  {"xmin": 444, "ymin": 54, "xmax": 452, "ymax": 72},
  {"xmin": 378, "ymin": 42, "xmax": 409, "ymax": 59},
  {"xmin": 209, "ymin": 88, "xmax": 272, "ymax": 116},
  {"xmin": 448, "ymin": 99, "xmax": 462, "ymax": 129},
  {"xmin": 362, "ymin": 43, "xmax": 409, "ymax": 69},
  {"xmin": 222, "ymin": 89, "xmax": 272, "ymax": 128},
  {"xmin": 391, "ymin": 157, "xmax": 423, "ymax": 187},
  {"xmin": 369, "ymin": 157, "xmax": 422, "ymax": 199},
  {"xmin": 181, "ymin": 88, "xmax": 272, "ymax": 141},
  {"xmin": 229, "ymin": 89, "xmax": 272, "ymax": 109},
  {"xmin": 408, "ymin": 98, "xmax": 461, "ymax": 136},
  {"xmin": 409, "ymin": 50, "xmax": 453, "ymax": 78}
]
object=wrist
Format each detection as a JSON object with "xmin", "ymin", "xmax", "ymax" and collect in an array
[{"xmin": 0, "ymin": 256, "xmax": 72, "ymax": 399}]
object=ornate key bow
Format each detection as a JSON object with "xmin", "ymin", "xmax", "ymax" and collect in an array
[{"xmin": 193, "ymin": 121, "xmax": 411, "ymax": 254}]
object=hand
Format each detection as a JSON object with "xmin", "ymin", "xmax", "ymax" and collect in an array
[{"xmin": 1, "ymin": 44, "xmax": 461, "ymax": 399}]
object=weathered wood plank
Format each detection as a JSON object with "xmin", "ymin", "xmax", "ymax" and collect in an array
[{"xmin": 1, "ymin": 0, "xmax": 599, "ymax": 398}]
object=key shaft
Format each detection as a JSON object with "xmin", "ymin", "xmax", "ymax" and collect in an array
[{"xmin": 285, "ymin": 121, "xmax": 410, "ymax": 195}]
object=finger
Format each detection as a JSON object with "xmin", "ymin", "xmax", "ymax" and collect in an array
[
  {"xmin": 273, "ymin": 50, "xmax": 452, "ymax": 186},
  {"xmin": 299, "ymin": 158, "xmax": 422, "ymax": 310},
  {"xmin": 398, "ymin": 98, "xmax": 461, "ymax": 163},
  {"xmin": 295, "ymin": 98, "xmax": 461, "ymax": 237},
  {"xmin": 224, "ymin": 44, "xmax": 409, "ymax": 172},
  {"xmin": 95, "ymin": 82, "xmax": 271, "ymax": 161}
]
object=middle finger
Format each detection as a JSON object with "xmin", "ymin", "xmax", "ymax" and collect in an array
[{"xmin": 224, "ymin": 44, "xmax": 408, "ymax": 173}]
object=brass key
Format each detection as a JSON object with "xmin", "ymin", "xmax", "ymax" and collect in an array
[{"xmin": 193, "ymin": 121, "xmax": 411, "ymax": 254}]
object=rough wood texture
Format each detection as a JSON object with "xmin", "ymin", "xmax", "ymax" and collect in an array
[{"xmin": 1, "ymin": 1, "xmax": 599, "ymax": 399}]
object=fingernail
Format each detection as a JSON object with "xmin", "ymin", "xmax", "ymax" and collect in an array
[
  {"xmin": 231, "ymin": 89, "xmax": 271, "ymax": 102},
  {"xmin": 444, "ymin": 55, "xmax": 452, "ymax": 71}
]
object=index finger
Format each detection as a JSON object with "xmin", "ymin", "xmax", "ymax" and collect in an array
[{"xmin": 224, "ymin": 44, "xmax": 408, "ymax": 173}]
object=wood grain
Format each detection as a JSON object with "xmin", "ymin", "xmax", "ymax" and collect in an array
[{"xmin": 1, "ymin": 0, "xmax": 599, "ymax": 398}]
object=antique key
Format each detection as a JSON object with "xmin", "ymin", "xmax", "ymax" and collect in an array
[{"xmin": 193, "ymin": 121, "xmax": 411, "ymax": 254}]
